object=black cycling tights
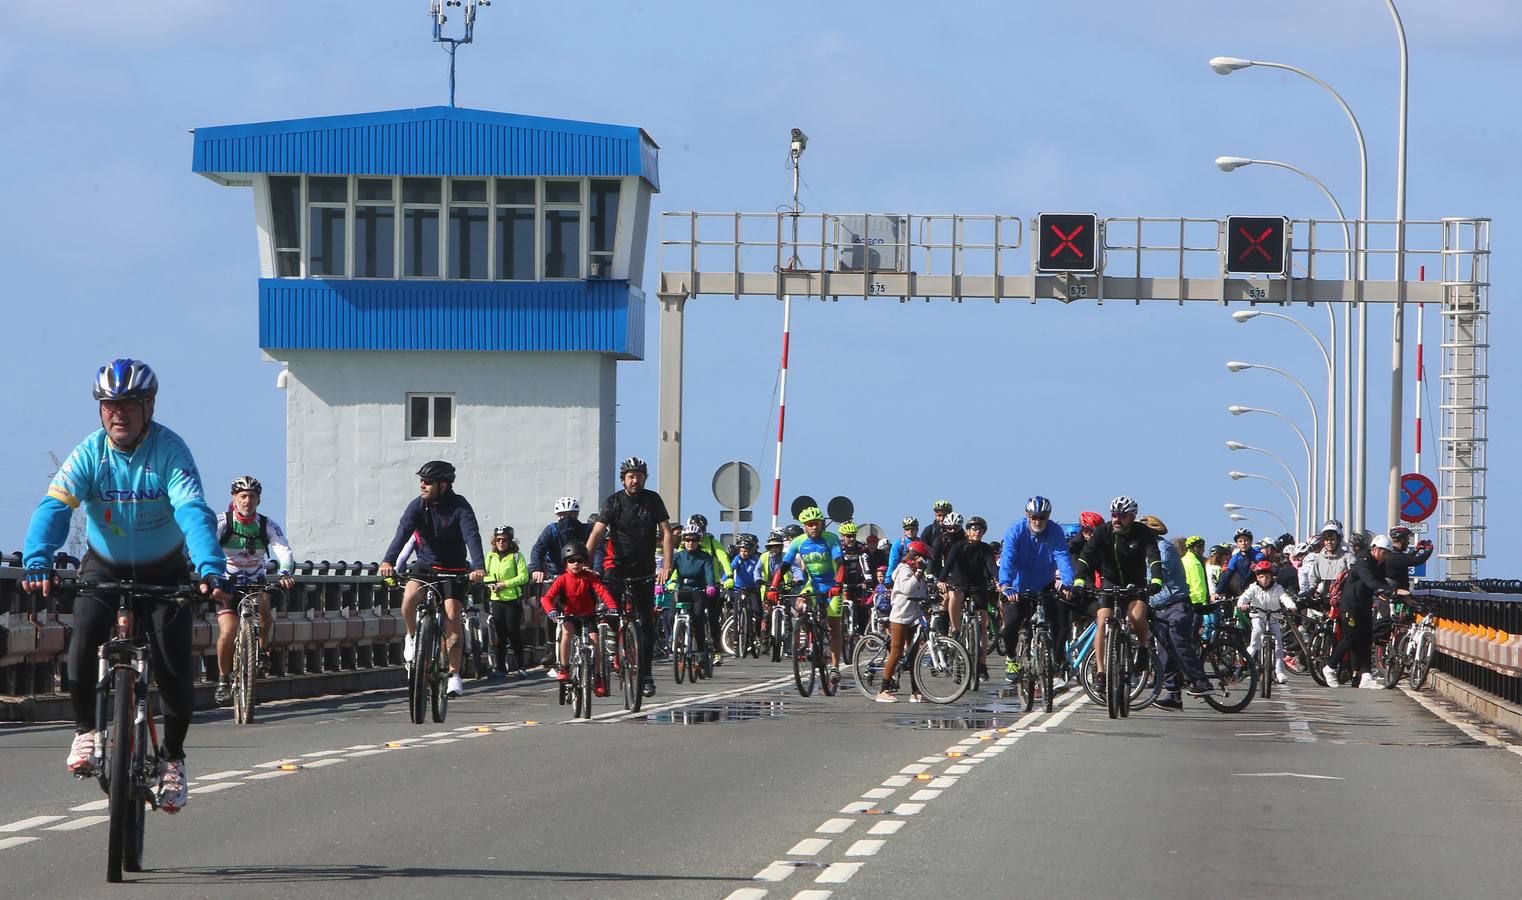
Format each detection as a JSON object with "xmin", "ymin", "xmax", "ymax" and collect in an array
[
  {"xmin": 488, "ymin": 601, "xmax": 523, "ymax": 672},
  {"xmin": 69, "ymin": 591, "xmax": 196, "ymax": 760},
  {"xmin": 607, "ymin": 573, "xmax": 658, "ymax": 684}
]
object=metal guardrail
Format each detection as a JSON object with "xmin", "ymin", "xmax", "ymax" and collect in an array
[{"xmin": 1415, "ymin": 582, "xmax": 1522, "ymax": 705}]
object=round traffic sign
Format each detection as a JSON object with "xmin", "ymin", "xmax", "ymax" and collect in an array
[
  {"xmin": 711, "ymin": 461, "xmax": 761, "ymax": 510},
  {"xmin": 826, "ymin": 495, "xmax": 855, "ymax": 523},
  {"xmin": 790, "ymin": 495, "xmax": 818, "ymax": 520},
  {"xmin": 860, "ymin": 522, "xmax": 887, "ymax": 542},
  {"xmin": 1399, "ymin": 472, "xmax": 1438, "ymax": 523}
]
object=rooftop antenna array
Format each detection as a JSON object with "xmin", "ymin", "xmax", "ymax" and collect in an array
[{"xmin": 429, "ymin": 0, "xmax": 491, "ymax": 107}]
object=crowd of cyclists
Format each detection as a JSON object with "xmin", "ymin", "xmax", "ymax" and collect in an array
[{"xmin": 17, "ymin": 358, "xmax": 1438, "ymax": 819}]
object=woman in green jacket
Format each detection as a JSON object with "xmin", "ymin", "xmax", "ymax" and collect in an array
[{"xmin": 485, "ymin": 525, "xmax": 531, "ymax": 676}]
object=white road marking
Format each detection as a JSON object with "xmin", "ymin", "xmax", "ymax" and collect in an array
[
  {"xmin": 0, "ymin": 837, "xmax": 41, "ymax": 850},
  {"xmin": 245, "ymin": 770, "xmax": 296, "ymax": 780},
  {"xmin": 43, "ymin": 815, "xmax": 110, "ymax": 831},
  {"xmin": 816, "ymin": 819, "xmax": 853, "ymax": 834},
  {"xmin": 593, "ymin": 675, "xmax": 796, "ymax": 723},
  {"xmin": 927, "ymin": 776, "xmax": 958, "ymax": 788},
  {"xmin": 421, "ymin": 731, "xmax": 454, "ymax": 738},
  {"xmin": 1233, "ymin": 772, "xmax": 1344, "ymax": 780},
  {"xmin": 0, "ymin": 816, "xmax": 67, "ymax": 832},
  {"xmin": 838, "ymin": 802, "xmax": 875, "ymax": 814},
  {"xmin": 198, "ymin": 769, "xmax": 252, "ymax": 780},
  {"xmin": 459, "ymin": 731, "xmax": 488, "ymax": 739},
  {"xmin": 908, "ymin": 789, "xmax": 942, "ymax": 801},
  {"xmin": 342, "ymin": 744, "xmax": 378, "ymax": 750},
  {"xmin": 422, "ymin": 738, "xmax": 460, "ymax": 745},
  {"xmin": 915, "ymin": 756, "xmax": 944, "ymax": 764},
  {"xmin": 300, "ymin": 749, "xmax": 348, "ymax": 758},
  {"xmin": 787, "ymin": 838, "xmax": 831, "ymax": 856},
  {"xmin": 1235, "ymin": 732, "xmax": 1280, "ymax": 737},
  {"xmin": 815, "ymin": 862, "xmax": 863, "ymax": 884},
  {"xmin": 860, "ymin": 788, "xmax": 895, "ymax": 800},
  {"xmin": 891, "ymin": 802, "xmax": 924, "ymax": 816},
  {"xmin": 867, "ymin": 820, "xmax": 905, "ymax": 836},
  {"xmin": 69, "ymin": 799, "xmax": 110, "ymax": 812},
  {"xmin": 191, "ymin": 782, "xmax": 243, "ymax": 794},
  {"xmin": 793, "ymin": 891, "xmax": 833, "ymax": 900},
  {"xmin": 1400, "ymin": 685, "xmax": 1522, "ymax": 762},
  {"xmin": 723, "ymin": 889, "xmax": 769, "ymax": 900},
  {"xmin": 755, "ymin": 860, "xmax": 807, "ymax": 882},
  {"xmin": 880, "ymin": 775, "xmax": 912, "ymax": 787},
  {"xmin": 253, "ymin": 758, "xmax": 302, "ymax": 769},
  {"xmin": 898, "ymin": 764, "xmax": 930, "ymax": 774},
  {"xmin": 345, "ymin": 748, "xmax": 393, "ymax": 758},
  {"xmin": 302, "ymin": 758, "xmax": 346, "ymax": 769},
  {"xmin": 844, "ymin": 839, "xmax": 883, "ymax": 857},
  {"xmin": 945, "ymin": 764, "xmax": 973, "ymax": 774}
]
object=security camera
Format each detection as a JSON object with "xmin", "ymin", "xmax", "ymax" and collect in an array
[{"xmin": 790, "ymin": 128, "xmax": 808, "ymax": 157}]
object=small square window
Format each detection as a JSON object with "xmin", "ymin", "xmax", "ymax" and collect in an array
[
  {"xmin": 403, "ymin": 178, "xmax": 442, "ymax": 205},
  {"xmin": 308, "ymin": 176, "xmax": 348, "ymax": 204},
  {"xmin": 451, "ymin": 179, "xmax": 487, "ymax": 203},
  {"xmin": 544, "ymin": 180, "xmax": 581, "ymax": 205},
  {"xmin": 406, "ymin": 393, "xmax": 455, "ymax": 441}
]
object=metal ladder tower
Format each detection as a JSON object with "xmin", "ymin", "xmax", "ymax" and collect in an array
[{"xmin": 1438, "ymin": 218, "xmax": 1489, "ymax": 579}]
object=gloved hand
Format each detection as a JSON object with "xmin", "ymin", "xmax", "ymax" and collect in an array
[
  {"xmin": 828, "ymin": 586, "xmax": 842, "ymax": 598},
  {"xmin": 722, "ymin": 577, "xmax": 734, "ymax": 590},
  {"xmin": 766, "ymin": 590, "xmax": 778, "ymax": 604},
  {"xmin": 21, "ymin": 569, "xmax": 52, "ymax": 593},
  {"xmin": 705, "ymin": 586, "xmax": 717, "ymax": 597},
  {"xmin": 552, "ymin": 602, "xmax": 565, "ymax": 615},
  {"xmin": 654, "ymin": 583, "xmax": 665, "ymax": 597},
  {"xmin": 1147, "ymin": 580, "xmax": 1163, "ymax": 596}
]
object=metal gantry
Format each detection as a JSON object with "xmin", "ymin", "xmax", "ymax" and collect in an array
[{"xmin": 656, "ymin": 211, "xmax": 1487, "ymax": 575}]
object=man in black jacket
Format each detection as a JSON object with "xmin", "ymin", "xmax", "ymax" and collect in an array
[
  {"xmin": 1383, "ymin": 526, "xmax": 1434, "ymax": 591},
  {"xmin": 379, "ymin": 461, "xmax": 486, "ymax": 698},
  {"xmin": 529, "ymin": 496, "xmax": 597, "ymax": 588},
  {"xmin": 1071, "ymin": 496, "xmax": 1162, "ymax": 687},
  {"xmin": 1322, "ymin": 534, "xmax": 1407, "ymax": 689}
]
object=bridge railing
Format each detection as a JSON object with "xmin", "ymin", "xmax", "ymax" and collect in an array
[
  {"xmin": 0, "ymin": 553, "xmax": 548, "ymax": 711},
  {"xmin": 1414, "ymin": 580, "xmax": 1522, "ymax": 705}
]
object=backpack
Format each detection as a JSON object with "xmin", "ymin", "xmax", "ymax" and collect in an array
[
  {"xmin": 219, "ymin": 512, "xmax": 270, "ymax": 550},
  {"xmin": 1327, "ymin": 569, "xmax": 1351, "ymax": 613}
]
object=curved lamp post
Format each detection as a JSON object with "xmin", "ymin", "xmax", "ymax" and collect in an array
[
  {"xmin": 1226, "ymin": 363, "xmax": 1319, "ymax": 535},
  {"xmin": 1229, "ymin": 470, "xmax": 1299, "ymax": 537},
  {"xmin": 1225, "ymin": 504, "xmax": 1290, "ymax": 535},
  {"xmin": 1226, "ymin": 440, "xmax": 1305, "ymax": 537}
]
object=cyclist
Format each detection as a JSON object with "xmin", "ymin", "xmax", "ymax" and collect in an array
[
  {"xmin": 379, "ymin": 460, "xmax": 486, "ymax": 699},
  {"xmin": 759, "ymin": 529, "xmax": 799, "ymax": 629},
  {"xmin": 529, "ymin": 497, "xmax": 595, "ymax": 589},
  {"xmin": 1070, "ymin": 496, "xmax": 1162, "ymax": 692},
  {"xmin": 998, "ymin": 497, "xmax": 1075, "ymax": 687},
  {"xmin": 1300, "ymin": 520, "xmax": 1355, "ymax": 599},
  {"xmin": 684, "ymin": 513, "xmax": 733, "ymax": 588},
  {"xmin": 864, "ymin": 533, "xmax": 889, "ymax": 573},
  {"xmin": 886, "ymin": 516, "xmax": 919, "ymax": 574},
  {"xmin": 1237, "ymin": 559, "xmax": 1295, "ymax": 685},
  {"xmin": 945, "ymin": 514, "xmax": 996, "ymax": 679},
  {"xmin": 585, "ymin": 456, "xmax": 673, "ymax": 698},
  {"xmin": 919, "ymin": 500, "xmax": 954, "ymax": 548},
  {"xmin": 1181, "ymin": 536, "xmax": 1211, "ymax": 611},
  {"xmin": 1142, "ymin": 516, "xmax": 1212, "ymax": 708},
  {"xmin": 771, "ymin": 506, "xmax": 845, "ymax": 679},
  {"xmin": 22, "ymin": 359, "xmax": 229, "ymax": 814},
  {"xmin": 1383, "ymin": 525, "xmax": 1433, "ymax": 592},
  {"xmin": 666, "ymin": 524, "xmax": 719, "ymax": 658},
  {"xmin": 838, "ymin": 522, "xmax": 877, "ymax": 638},
  {"xmin": 1070, "ymin": 512, "xmax": 1103, "ymax": 581},
  {"xmin": 1212, "ymin": 528, "xmax": 1262, "ymax": 602},
  {"xmin": 484, "ymin": 525, "xmax": 531, "ymax": 676},
  {"xmin": 932, "ymin": 512, "xmax": 966, "ymax": 629},
  {"xmin": 540, "ymin": 543, "xmax": 617, "ymax": 682},
  {"xmin": 213, "ymin": 475, "xmax": 296, "ymax": 706},
  {"xmin": 876, "ymin": 540, "xmax": 932, "ymax": 703},
  {"xmin": 1323, "ymin": 534, "xmax": 1407, "ymax": 689},
  {"xmin": 730, "ymin": 535, "xmax": 765, "ymax": 637}
]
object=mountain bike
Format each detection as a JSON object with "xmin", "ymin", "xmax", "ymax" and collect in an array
[
  {"xmin": 1196, "ymin": 600, "xmax": 1258, "ymax": 712},
  {"xmin": 791, "ymin": 593, "xmax": 838, "ymax": 698},
  {"xmin": 405, "ymin": 568, "xmax": 466, "ymax": 724},
  {"xmin": 76, "ymin": 580, "xmax": 200, "ymax": 883},
  {"xmin": 227, "ymin": 579, "xmax": 282, "ymax": 725},
  {"xmin": 552, "ymin": 613, "xmax": 600, "ymax": 718},
  {"xmin": 608, "ymin": 575, "xmax": 654, "ymax": 711},
  {"xmin": 1012, "ymin": 590, "xmax": 1058, "ymax": 713},
  {"xmin": 767, "ymin": 592, "xmax": 794, "ymax": 663},
  {"xmin": 721, "ymin": 587, "xmax": 763, "ymax": 659},
  {"xmin": 1243, "ymin": 609, "xmax": 1283, "ymax": 699},
  {"xmin": 459, "ymin": 589, "xmax": 497, "ymax": 680},
  {"xmin": 1383, "ymin": 599, "xmax": 1434, "ymax": 689},
  {"xmin": 851, "ymin": 598, "xmax": 972, "ymax": 703},
  {"xmin": 669, "ymin": 590, "xmax": 709, "ymax": 683}
]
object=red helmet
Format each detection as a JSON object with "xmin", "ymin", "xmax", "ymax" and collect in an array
[
  {"xmin": 907, "ymin": 541, "xmax": 932, "ymax": 557},
  {"xmin": 1251, "ymin": 560, "xmax": 1275, "ymax": 574},
  {"xmin": 1079, "ymin": 511, "xmax": 1104, "ymax": 529}
]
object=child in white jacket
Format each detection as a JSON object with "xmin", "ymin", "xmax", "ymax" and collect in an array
[{"xmin": 1237, "ymin": 560, "xmax": 1297, "ymax": 683}]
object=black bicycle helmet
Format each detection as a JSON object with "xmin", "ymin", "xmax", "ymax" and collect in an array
[
  {"xmin": 561, "ymin": 542, "xmax": 589, "ymax": 562},
  {"xmin": 492, "ymin": 525, "xmax": 514, "ymax": 539},
  {"xmin": 619, "ymin": 456, "xmax": 648, "ymax": 476},
  {"xmin": 784, "ymin": 524, "xmax": 804, "ymax": 539},
  {"xmin": 416, "ymin": 460, "xmax": 456, "ymax": 483}
]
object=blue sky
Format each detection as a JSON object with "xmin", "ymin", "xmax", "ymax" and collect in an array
[{"xmin": 1, "ymin": 1, "xmax": 1516, "ymax": 574}]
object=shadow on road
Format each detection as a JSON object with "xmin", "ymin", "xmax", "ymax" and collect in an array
[{"xmin": 131, "ymin": 864, "xmax": 744, "ymax": 886}]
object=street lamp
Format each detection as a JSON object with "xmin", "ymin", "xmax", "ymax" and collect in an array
[
  {"xmin": 1226, "ymin": 363, "xmax": 1319, "ymax": 535},
  {"xmin": 1229, "ymin": 404, "xmax": 1313, "ymax": 522},
  {"xmin": 1226, "ymin": 440, "xmax": 1305, "ymax": 537},
  {"xmin": 1229, "ymin": 470, "xmax": 1299, "ymax": 536},
  {"xmin": 1229, "ymin": 313, "xmax": 1335, "ymax": 521},
  {"xmin": 1387, "ymin": 0, "xmax": 1412, "ymax": 534},
  {"xmin": 1224, "ymin": 504, "xmax": 1291, "ymax": 535},
  {"xmin": 1210, "ymin": 55, "xmax": 1368, "ymax": 534}
]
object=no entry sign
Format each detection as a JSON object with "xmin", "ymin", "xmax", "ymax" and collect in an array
[{"xmin": 1399, "ymin": 472, "xmax": 1438, "ymax": 523}]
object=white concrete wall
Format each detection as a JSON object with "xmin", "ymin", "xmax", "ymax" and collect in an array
[{"xmin": 278, "ymin": 350, "xmax": 616, "ymax": 562}]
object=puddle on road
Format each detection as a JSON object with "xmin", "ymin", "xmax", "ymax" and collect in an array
[
  {"xmin": 634, "ymin": 699, "xmax": 788, "ymax": 725},
  {"xmin": 898, "ymin": 716, "xmax": 1013, "ymax": 730}
]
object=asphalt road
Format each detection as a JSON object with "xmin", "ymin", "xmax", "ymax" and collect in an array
[{"xmin": 3, "ymin": 654, "xmax": 1521, "ymax": 899}]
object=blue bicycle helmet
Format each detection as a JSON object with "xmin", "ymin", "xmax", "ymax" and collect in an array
[
  {"xmin": 1025, "ymin": 496, "xmax": 1053, "ymax": 518},
  {"xmin": 93, "ymin": 358, "xmax": 158, "ymax": 402}
]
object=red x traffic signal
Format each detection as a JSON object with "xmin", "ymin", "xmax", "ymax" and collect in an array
[
  {"xmin": 1036, "ymin": 213, "xmax": 1099, "ymax": 273},
  {"xmin": 1224, "ymin": 216, "xmax": 1289, "ymax": 276}
]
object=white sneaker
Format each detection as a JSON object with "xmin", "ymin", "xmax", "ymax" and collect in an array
[
  {"xmin": 1359, "ymin": 673, "xmax": 1381, "ymax": 689},
  {"xmin": 66, "ymin": 731, "xmax": 98, "ymax": 775},
  {"xmin": 1052, "ymin": 677, "xmax": 1070, "ymax": 692},
  {"xmin": 1320, "ymin": 665, "xmax": 1337, "ymax": 685},
  {"xmin": 447, "ymin": 673, "xmax": 464, "ymax": 697},
  {"xmin": 1276, "ymin": 672, "xmax": 1290, "ymax": 685},
  {"xmin": 158, "ymin": 759, "xmax": 188, "ymax": 814},
  {"xmin": 403, "ymin": 634, "xmax": 416, "ymax": 664}
]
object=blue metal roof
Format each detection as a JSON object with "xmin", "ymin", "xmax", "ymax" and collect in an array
[
  {"xmin": 259, "ymin": 279, "xmax": 645, "ymax": 359},
  {"xmin": 194, "ymin": 106, "xmax": 658, "ymax": 190}
]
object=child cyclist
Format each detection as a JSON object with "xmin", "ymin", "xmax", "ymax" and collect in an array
[
  {"xmin": 666, "ymin": 525, "xmax": 719, "ymax": 656},
  {"xmin": 540, "ymin": 543, "xmax": 616, "ymax": 681},
  {"xmin": 1236, "ymin": 559, "xmax": 1295, "ymax": 685},
  {"xmin": 877, "ymin": 540, "xmax": 932, "ymax": 703},
  {"xmin": 730, "ymin": 535, "xmax": 764, "ymax": 641}
]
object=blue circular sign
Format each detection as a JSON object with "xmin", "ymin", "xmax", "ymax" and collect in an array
[{"xmin": 1399, "ymin": 472, "xmax": 1437, "ymax": 523}]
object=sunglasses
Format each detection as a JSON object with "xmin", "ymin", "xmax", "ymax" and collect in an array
[
  {"xmin": 967, "ymin": 525, "xmax": 985, "ymax": 532},
  {"xmin": 420, "ymin": 479, "xmax": 438, "ymax": 486}
]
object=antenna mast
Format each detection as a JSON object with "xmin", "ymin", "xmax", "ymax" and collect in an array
[{"xmin": 429, "ymin": 0, "xmax": 491, "ymax": 107}]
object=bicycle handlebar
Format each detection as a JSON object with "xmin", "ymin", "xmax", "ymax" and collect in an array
[{"xmin": 77, "ymin": 581, "xmax": 204, "ymax": 604}]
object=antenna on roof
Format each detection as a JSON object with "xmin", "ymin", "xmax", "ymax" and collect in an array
[{"xmin": 429, "ymin": 0, "xmax": 491, "ymax": 107}]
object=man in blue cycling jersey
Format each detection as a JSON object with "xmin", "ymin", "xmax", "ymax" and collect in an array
[
  {"xmin": 22, "ymin": 359, "xmax": 229, "ymax": 815},
  {"xmin": 769, "ymin": 506, "xmax": 845, "ymax": 678},
  {"xmin": 998, "ymin": 496, "xmax": 1075, "ymax": 688}
]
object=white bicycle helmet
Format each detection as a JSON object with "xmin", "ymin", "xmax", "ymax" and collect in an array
[
  {"xmin": 1109, "ymin": 495, "xmax": 1139, "ymax": 517},
  {"xmin": 553, "ymin": 496, "xmax": 580, "ymax": 515},
  {"xmin": 942, "ymin": 512, "xmax": 965, "ymax": 528}
]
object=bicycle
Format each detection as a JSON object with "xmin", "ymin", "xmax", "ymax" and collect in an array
[
  {"xmin": 1195, "ymin": 600, "xmax": 1259, "ymax": 712},
  {"xmin": 956, "ymin": 589, "xmax": 986, "ymax": 691},
  {"xmin": 851, "ymin": 597, "xmax": 972, "ymax": 704},
  {"xmin": 550, "ymin": 613, "xmax": 601, "ymax": 718},
  {"xmin": 75, "ymin": 579, "xmax": 201, "ymax": 883},
  {"xmin": 403, "ymin": 568, "xmax": 466, "ymax": 725},
  {"xmin": 1241, "ymin": 608, "xmax": 1284, "ymax": 700},
  {"xmin": 227, "ymin": 578, "xmax": 282, "ymax": 725},
  {"xmin": 1089, "ymin": 586, "xmax": 1148, "ymax": 719},
  {"xmin": 721, "ymin": 587, "xmax": 763, "ymax": 660},
  {"xmin": 767, "ymin": 592, "xmax": 794, "ymax": 663},
  {"xmin": 668, "ymin": 590, "xmax": 710, "ymax": 684},
  {"xmin": 1011, "ymin": 590, "xmax": 1058, "ymax": 713},
  {"xmin": 791, "ymin": 592, "xmax": 838, "ymax": 698},
  {"xmin": 459, "ymin": 589, "xmax": 497, "ymax": 680},
  {"xmin": 606, "ymin": 575, "xmax": 654, "ymax": 711},
  {"xmin": 1383, "ymin": 599, "xmax": 1434, "ymax": 689}
]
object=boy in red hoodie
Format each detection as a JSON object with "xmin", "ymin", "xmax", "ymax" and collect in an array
[{"xmin": 540, "ymin": 543, "xmax": 616, "ymax": 681}]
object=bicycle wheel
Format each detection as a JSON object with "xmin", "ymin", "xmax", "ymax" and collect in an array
[
  {"xmin": 233, "ymin": 619, "xmax": 257, "ymax": 725},
  {"xmin": 1079, "ymin": 647, "xmax": 1103, "ymax": 705},
  {"xmin": 746, "ymin": 608, "xmax": 761, "ymax": 659},
  {"xmin": 853, "ymin": 633, "xmax": 888, "ymax": 699},
  {"xmin": 428, "ymin": 629, "xmax": 448, "ymax": 723},
  {"xmin": 817, "ymin": 620, "xmax": 837, "ymax": 697},
  {"xmin": 1018, "ymin": 632, "xmax": 1036, "ymax": 713},
  {"xmin": 720, "ymin": 614, "xmax": 738, "ymax": 657},
  {"xmin": 1037, "ymin": 634, "xmax": 1054, "ymax": 713},
  {"xmin": 410, "ymin": 617, "xmax": 435, "ymax": 724},
  {"xmin": 1104, "ymin": 629, "xmax": 1121, "ymax": 719},
  {"xmin": 1129, "ymin": 646, "xmax": 1161, "ymax": 712},
  {"xmin": 1382, "ymin": 634, "xmax": 1404, "ymax": 688},
  {"xmin": 483, "ymin": 618, "xmax": 498, "ymax": 675},
  {"xmin": 793, "ymin": 620, "xmax": 816, "ymax": 697},
  {"xmin": 1259, "ymin": 641, "xmax": 1273, "ymax": 700},
  {"xmin": 965, "ymin": 613, "xmax": 983, "ymax": 692},
  {"xmin": 579, "ymin": 648, "xmax": 594, "ymax": 719},
  {"xmin": 618, "ymin": 623, "xmax": 640, "ymax": 712},
  {"xmin": 672, "ymin": 619, "xmax": 687, "ymax": 684},
  {"xmin": 1200, "ymin": 636, "xmax": 1257, "ymax": 713},
  {"xmin": 123, "ymin": 716, "xmax": 148, "ymax": 872},
  {"xmin": 1281, "ymin": 627, "xmax": 1313, "ymax": 678},
  {"xmin": 913, "ymin": 635, "xmax": 971, "ymax": 704},
  {"xmin": 106, "ymin": 668, "xmax": 135, "ymax": 883},
  {"xmin": 1411, "ymin": 632, "xmax": 1432, "ymax": 689}
]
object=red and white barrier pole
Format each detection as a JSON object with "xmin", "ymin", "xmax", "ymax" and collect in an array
[
  {"xmin": 771, "ymin": 296, "xmax": 791, "ymax": 531},
  {"xmin": 1414, "ymin": 265, "xmax": 1425, "ymax": 477}
]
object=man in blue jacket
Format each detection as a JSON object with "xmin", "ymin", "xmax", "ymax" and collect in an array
[
  {"xmin": 379, "ymin": 460, "xmax": 486, "ymax": 699},
  {"xmin": 997, "ymin": 497, "xmax": 1075, "ymax": 687},
  {"xmin": 1142, "ymin": 515, "xmax": 1211, "ymax": 709}
]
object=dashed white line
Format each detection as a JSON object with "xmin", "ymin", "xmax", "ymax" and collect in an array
[
  {"xmin": 0, "ymin": 816, "xmax": 67, "ymax": 832},
  {"xmin": 422, "ymin": 738, "xmax": 460, "ymax": 745},
  {"xmin": 69, "ymin": 799, "xmax": 110, "ymax": 813},
  {"xmin": 43, "ymin": 815, "xmax": 110, "ymax": 831},
  {"xmin": 0, "ymin": 836, "xmax": 40, "ymax": 850},
  {"xmin": 302, "ymin": 757, "xmax": 346, "ymax": 769},
  {"xmin": 755, "ymin": 860, "xmax": 809, "ymax": 882},
  {"xmin": 844, "ymin": 839, "xmax": 883, "ymax": 857},
  {"xmin": 908, "ymin": 789, "xmax": 942, "ymax": 801},
  {"xmin": 723, "ymin": 889, "xmax": 770, "ymax": 900},
  {"xmin": 815, "ymin": 819, "xmax": 853, "ymax": 834},
  {"xmin": 860, "ymin": 787, "xmax": 895, "ymax": 800},
  {"xmin": 838, "ymin": 801, "xmax": 875, "ymax": 814},
  {"xmin": 420, "ymin": 731, "xmax": 454, "ymax": 738},
  {"xmin": 245, "ymin": 770, "xmax": 295, "ymax": 781},
  {"xmin": 815, "ymin": 861, "xmax": 864, "ymax": 883},
  {"xmin": 787, "ymin": 838, "xmax": 831, "ymax": 856},
  {"xmin": 927, "ymin": 776, "xmax": 958, "ymax": 788},
  {"xmin": 300, "ymin": 749, "xmax": 348, "ymax": 758},
  {"xmin": 198, "ymin": 769, "xmax": 252, "ymax": 781},
  {"xmin": 891, "ymin": 802, "xmax": 924, "ymax": 816},
  {"xmin": 898, "ymin": 764, "xmax": 930, "ymax": 774},
  {"xmin": 794, "ymin": 890, "xmax": 834, "ymax": 899},
  {"xmin": 191, "ymin": 782, "xmax": 243, "ymax": 795},
  {"xmin": 945, "ymin": 764, "xmax": 973, "ymax": 774},
  {"xmin": 253, "ymin": 759, "xmax": 301, "ymax": 769},
  {"xmin": 880, "ymin": 775, "xmax": 912, "ymax": 787},
  {"xmin": 867, "ymin": 819, "xmax": 905, "ymax": 836},
  {"xmin": 345, "ymin": 749, "xmax": 393, "ymax": 758},
  {"xmin": 342, "ymin": 744, "xmax": 378, "ymax": 750}
]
